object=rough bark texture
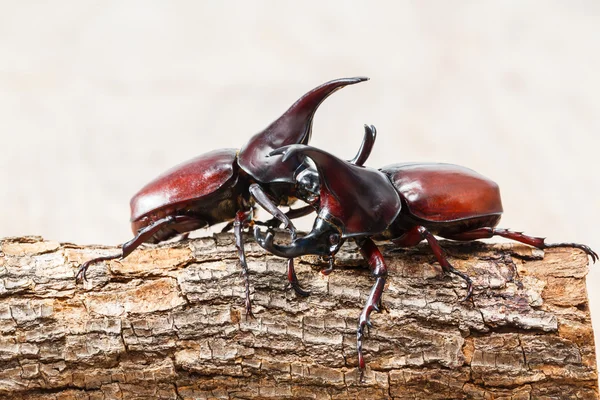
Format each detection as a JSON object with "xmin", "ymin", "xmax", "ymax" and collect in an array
[{"xmin": 0, "ymin": 233, "xmax": 597, "ymax": 399}]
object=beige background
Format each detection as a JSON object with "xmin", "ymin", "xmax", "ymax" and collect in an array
[{"xmin": 1, "ymin": 0, "xmax": 599, "ymax": 367}]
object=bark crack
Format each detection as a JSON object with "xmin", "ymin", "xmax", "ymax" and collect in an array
[{"xmin": 0, "ymin": 236, "xmax": 596, "ymax": 399}]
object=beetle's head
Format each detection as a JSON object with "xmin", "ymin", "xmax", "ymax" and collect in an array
[
  {"xmin": 254, "ymin": 215, "xmax": 343, "ymax": 258},
  {"xmin": 255, "ymin": 144, "xmax": 402, "ymax": 259},
  {"xmin": 292, "ymin": 162, "xmax": 320, "ymax": 204}
]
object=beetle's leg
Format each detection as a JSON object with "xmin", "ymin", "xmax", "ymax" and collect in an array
[
  {"xmin": 390, "ymin": 226, "xmax": 472, "ymax": 304},
  {"xmin": 75, "ymin": 254, "xmax": 121, "ymax": 282},
  {"xmin": 178, "ymin": 232, "xmax": 190, "ymax": 242},
  {"xmin": 285, "ymin": 258, "xmax": 310, "ymax": 297},
  {"xmin": 391, "ymin": 226, "xmax": 427, "ymax": 247},
  {"xmin": 220, "ymin": 221, "xmax": 234, "ymax": 233},
  {"xmin": 443, "ymin": 228, "xmax": 598, "ymax": 263},
  {"xmin": 76, "ymin": 215, "xmax": 201, "ymax": 283},
  {"xmin": 233, "ymin": 209, "xmax": 254, "ymax": 317},
  {"xmin": 320, "ymin": 256, "xmax": 335, "ymax": 275},
  {"xmin": 355, "ymin": 237, "xmax": 388, "ymax": 380},
  {"xmin": 414, "ymin": 226, "xmax": 473, "ymax": 301}
]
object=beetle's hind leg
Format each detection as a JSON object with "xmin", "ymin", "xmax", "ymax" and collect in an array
[{"xmin": 443, "ymin": 228, "xmax": 598, "ymax": 263}]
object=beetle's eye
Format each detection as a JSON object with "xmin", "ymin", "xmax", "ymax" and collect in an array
[{"xmin": 329, "ymin": 233, "xmax": 340, "ymax": 246}]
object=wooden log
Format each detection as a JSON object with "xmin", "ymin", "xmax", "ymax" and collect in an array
[{"xmin": 0, "ymin": 233, "xmax": 597, "ymax": 399}]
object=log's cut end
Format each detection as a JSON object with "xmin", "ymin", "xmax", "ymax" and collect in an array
[{"xmin": 0, "ymin": 234, "xmax": 597, "ymax": 399}]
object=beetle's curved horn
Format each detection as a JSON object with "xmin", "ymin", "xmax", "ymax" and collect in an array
[
  {"xmin": 348, "ymin": 124, "xmax": 377, "ymax": 166},
  {"xmin": 238, "ymin": 77, "xmax": 368, "ymax": 184},
  {"xmin": 269, "ymin": 123, "xmax": 377, "ymax": 167}
]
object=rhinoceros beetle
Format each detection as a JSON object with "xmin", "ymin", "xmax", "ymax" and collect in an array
[
  {"xmin": 76, "ymin": 77, "xmax": 374, "ymax": 315},
  {"xmin": 254, "ymin": 144, "xmax": 598, "ymax": 374}
]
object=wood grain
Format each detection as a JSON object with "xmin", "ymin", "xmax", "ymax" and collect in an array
[{"xmin": 0, "ymin": 233, "xmax": 597, "ymax": 399}]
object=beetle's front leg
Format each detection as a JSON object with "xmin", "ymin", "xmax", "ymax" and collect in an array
[
  {"xmin": 355, "ymin": 237, "xmax": 388, "ymax": 380},
  {"xmin": 76, "ymin": 215, "xmax": 203, "ymax": 283},
  {"xmin": 233, "ymin": 210, "xmax": 254, "ymax": 318},
  {"xmin": 285, "ymin": 258, "xmax": 310, "ymax": 297}
]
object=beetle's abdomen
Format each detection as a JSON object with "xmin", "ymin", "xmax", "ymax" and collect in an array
[
  {"xmin": 382, "ymin": 163, "xmax": 503, "ymax": 223},
  {"xmin": 130, "ymin": 148, "xmax": 239, "ymax": 222}
]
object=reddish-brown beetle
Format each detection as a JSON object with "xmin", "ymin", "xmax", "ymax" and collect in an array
[
  {"xmin": 77, "ymin": 77, "xmax": 374, "ymax": 315},
  {"xmin": 255, "ymin": 143, "xmax": 598, "ymax": 374}
]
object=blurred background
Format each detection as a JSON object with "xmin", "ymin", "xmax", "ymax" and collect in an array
[{"xmin": 1, "ymin": 0, "xmax": 598, "ymax": 363}]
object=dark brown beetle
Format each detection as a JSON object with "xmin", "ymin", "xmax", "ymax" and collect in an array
[
  {"xmin": 77, "ymin": 77, "xmax": 374, "ymax": 315},
  {"xmin": 254, "ymin": 143, "xmax": 598, "ymax": 374}
]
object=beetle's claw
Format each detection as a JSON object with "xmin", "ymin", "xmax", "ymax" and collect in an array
[
  {"xmin": 461, "ymin": 280, "xmax": 474, "ymax": 303},
  {"xmin": 321, "ymin": 257, "xmax": 335, "ymax": 275},
  {"xmin": 75, "ymin": 254, "xmax": 121, "ymax": 284},
  {"xmin": 285, "ymin": 258, "xmax": 311, "ymax": 297},
  {"xmin": 284, "ymin": 281, "xmax": 311, "ymax": 297},
  {"xmin": 445, "ymin": 266, "xmax": 474, "ymax": 302},
  {"xmin": 544, "ymin": 243, "xmax": 598, "ymax": 263},
  {"xmin": 244, "ymin": 307, "xmax": 255, "ymax": 320},
  {"xmin": 75, "ymin": 262, "xmax": 91, "ymax": 283}
]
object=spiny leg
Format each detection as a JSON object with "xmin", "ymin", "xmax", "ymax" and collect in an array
[
  {"xmin": 355, "ymin": 237, "xmax": 388, "ymax": 380},
  {"xmin": 443, "ymin": 228, "xmax": 598, "ymax": 263},
  {"xmin": 233, "ymin": 210, "xmax": 254, "ymax": 317},
  {"xmin": 416, "ymin": 226, "xmax": 473, "ymax": 301},
  {"xmin": 76, "ymin": 215, "xmax": 202, "ymax": 283}
]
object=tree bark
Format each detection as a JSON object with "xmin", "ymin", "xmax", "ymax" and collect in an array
[{"xmin": 0, "ymin": 233, "xmax": 597, "ymax": 399}]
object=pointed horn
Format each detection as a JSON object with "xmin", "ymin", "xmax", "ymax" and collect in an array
[
  {"xmin": 270, "ymin": 77, "xmax": 369, "ymax": 147},
  {"xmin": 270, "ymin": 123, "xmax": 377, "ymax": 167},
  {"xmin": 238, "ymin": 77, "xmax": 369, "ymax": 184},
  {"xmin": 348, "ymin": 124, "xmax": 377, "ymax": 166}
]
